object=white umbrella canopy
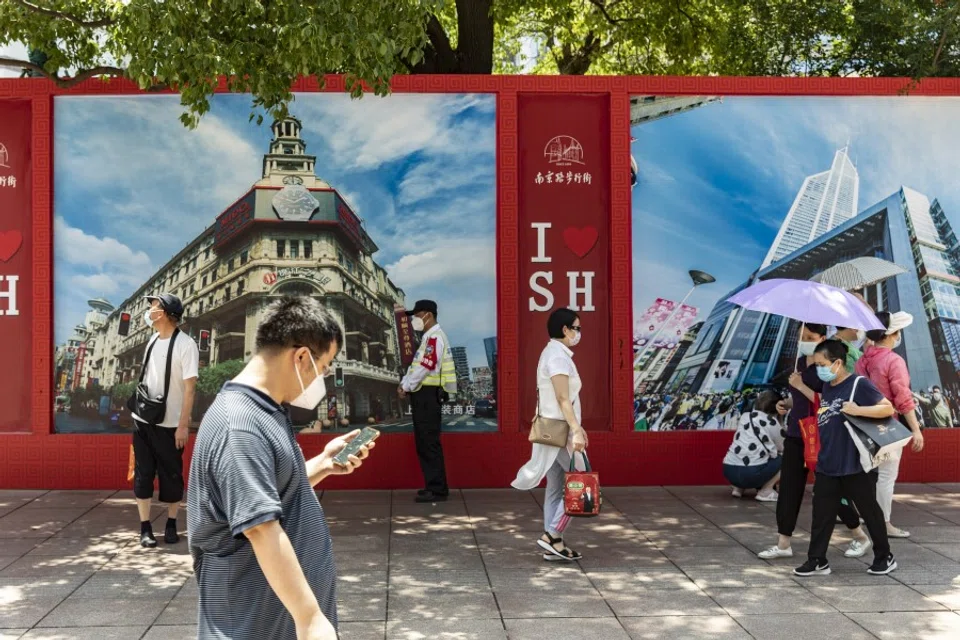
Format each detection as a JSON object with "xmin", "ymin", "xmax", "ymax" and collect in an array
[{"xmin": 810, "ymin": 257, "xmax": 908, "ymax": 291}]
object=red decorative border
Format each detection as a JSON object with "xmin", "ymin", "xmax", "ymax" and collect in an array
[{"xmin": 2, "ymin": 75, "xmax": 960, "ymax": 489}]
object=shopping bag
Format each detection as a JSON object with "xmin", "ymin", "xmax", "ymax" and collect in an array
[
  {"xmin": 798, "ymin": 393, "xmax": 821, "ymax": 472},
  {"xmin": 127, "ymin": 445, "xmax": 135, "ymax": 483},
  {"xmin": 844, "ymin": 414, "xmax": 913, "ymax": 472},
  {"xmin": 563, "ymin": 452, "xmax": 601, "ymax": 518}
]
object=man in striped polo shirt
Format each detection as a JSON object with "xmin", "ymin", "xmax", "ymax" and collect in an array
[{"xmin": 188, "ymin": 296, "xmax": 375, "ymax": 640}]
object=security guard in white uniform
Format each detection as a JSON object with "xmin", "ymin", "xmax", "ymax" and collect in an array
[{"xmin": 398, "ymin": 300, "xmax": 457, "ymax": 503}]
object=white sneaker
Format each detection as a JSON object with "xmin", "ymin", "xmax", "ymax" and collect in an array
[
  {"xmin": 731, "ymin": 487, "xmax": 743, "ymax": 498},
  {"xmin": 845, "ymin": 537, "xmax": 873, "ymax": 558},
  {"xmin": 756, "ymin": 490, "xmax": 779, "ymax": 503},
  {"xmin": 758, "ymin": 545, "xmax": 794, "ymax": 559}
]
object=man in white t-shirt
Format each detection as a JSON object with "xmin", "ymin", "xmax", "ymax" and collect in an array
[{"xmin": 131, "ymin": 293, "xmax": 200, "ymax": 548}]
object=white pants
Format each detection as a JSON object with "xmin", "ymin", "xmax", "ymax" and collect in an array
[
  {"xmin": 876, "ymin": 449, "xmax": 903, "ymax": 523},
  {"xmin": 544, "ymin": 448, "xmax": 572, "ymax": 537}
]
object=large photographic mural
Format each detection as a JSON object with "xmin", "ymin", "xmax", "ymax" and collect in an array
[
  {"xmin": 52, "ymin": 93, "xmax": 497, "ymax": 434},
  {"xmin": 632, "ymin": 96, "xmax": 960, "ymax": 433}
]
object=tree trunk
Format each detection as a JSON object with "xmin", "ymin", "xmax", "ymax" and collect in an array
[
  {"xmin": 411, "ymin": 0, "xmax": 494, "ymax": 74},
  {"xmin": 555, "ymin": 34, "xmax": 601, "ymax": 75}
]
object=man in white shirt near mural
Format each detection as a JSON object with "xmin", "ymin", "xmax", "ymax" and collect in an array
[{"xmin": 130, "ymin": 293, "xmax": 200, "ymax": 547}]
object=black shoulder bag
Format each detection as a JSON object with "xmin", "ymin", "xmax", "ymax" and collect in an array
[{"xmin": 126, "ymin": 329, "xmax": 180, "ymax": 425}]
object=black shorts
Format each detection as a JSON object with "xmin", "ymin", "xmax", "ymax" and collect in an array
[{"xmin": 132, "ymin": 420, "xmax": 184, "ymax": 503}]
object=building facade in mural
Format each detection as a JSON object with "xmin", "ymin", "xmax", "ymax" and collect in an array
[
  {"xmin": 65, "ymin": 117, "xmax": 407, "ymax": 424},
  {"xmin": 761, "ymin": 147, "xmax": 860, "ymax": 268},
  {"xmin": 670, "ymin": 185, "xmax": 960, "ymax": 398}
]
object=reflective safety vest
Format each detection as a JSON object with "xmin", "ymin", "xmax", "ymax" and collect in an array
[{"xmin": 409, "ymin": 326, "xmax": 458, "ymax": 394}]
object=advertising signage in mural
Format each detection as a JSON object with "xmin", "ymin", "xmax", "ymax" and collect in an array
[
  {"xmin": 0, "ymin": 100, "xmax": 31, "ymax": 433},
  {"xmin": 519, "ymin": 93, "xmax": 611, "ymax": 431},
  {"xmin": 52, "ymin": 92, "xmax": 498, "ymax": 435},
  {"xmin": 631, "ymin": 94, "xmax": 960, "ymax": 433}
]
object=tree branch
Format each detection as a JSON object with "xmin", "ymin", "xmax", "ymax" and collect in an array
[
  {"xmin": 932, "ymin": 28, "xmax": 948, "ymax": 72},
  {"xmin": 587, "ymin": 0, "xmax": 635, "ymax": 25},
  {"xmin": 0, "ymin": 56, "xmax": 125, "ymax": 87},
  {"xmin": 7, "ymin": 0, "xmax": 115, "ymax": 28}
]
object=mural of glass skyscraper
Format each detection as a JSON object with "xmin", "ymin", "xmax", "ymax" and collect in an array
[{"xmin": 761, "ymin": 147, "xmax": 860, "ymax": 268}]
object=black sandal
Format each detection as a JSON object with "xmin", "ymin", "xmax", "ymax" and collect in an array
[{"xmin": 537, "ymin": 532, "xmax": 582, "ymax": 561}]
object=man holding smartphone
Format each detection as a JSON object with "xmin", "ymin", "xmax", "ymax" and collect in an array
[{"xmin": 188, "ymin": 296, "xmax": 375, "ymax": 640}]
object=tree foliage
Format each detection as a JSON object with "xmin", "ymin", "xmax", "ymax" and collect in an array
[
  {"xmin": 1, "ymin": 0, "xmax": 958, "ymax": 127},
  {"xmin": 196, "ymin": 359, "xmax": 245, "ymax": 398}
]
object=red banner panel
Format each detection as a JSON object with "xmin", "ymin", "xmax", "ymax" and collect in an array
[
  {"xmin": 518, "ymin": 94, "xmax": 611, "ymax": 431},
  {"xmin": 0, "ymin": 100, "xmax": 32, "ymax": 432}
]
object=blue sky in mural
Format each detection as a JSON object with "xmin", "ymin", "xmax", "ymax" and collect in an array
[
  {"xmin": 632, "ymin": 96, "xmax": 960, "ymax": 324},
  {"xmin": 54, "ymin": 93, "xmax": 496, "ymax": 371}
]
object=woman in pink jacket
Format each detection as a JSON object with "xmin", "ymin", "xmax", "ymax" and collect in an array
[{"xmin": 857, "ymin": 311, "xmax": 925, "ymax": 538}]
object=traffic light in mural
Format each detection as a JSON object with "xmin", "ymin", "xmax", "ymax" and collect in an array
[
  {"xmin": 118, "ymin": 313, "xmax": 131, "ymax": 336},
  {"xmin": 199, "ymin": 330, "xmax": 211, "ymax": 352},
  {"xmin": 335, "ymin": 366, "xmax": 344, "ymax": 388}
]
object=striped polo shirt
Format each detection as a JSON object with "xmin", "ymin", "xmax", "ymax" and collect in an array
[{"xmin": 187, "ymin": 382, "xmax": 337, "ymax": 639}]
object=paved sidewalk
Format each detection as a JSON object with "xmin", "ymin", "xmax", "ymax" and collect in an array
[{"xmin": 2, "ymin": 485, "xmax": 960, "ymax": 639}]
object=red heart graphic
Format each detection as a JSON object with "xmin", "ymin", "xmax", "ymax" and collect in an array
[
  {"xmin": 563, "ymin": 226, "xmax": 599, "ymax": 259},
  {"xmin": 0, "ymin": 230, "xmax": 23, "ymax": 263}
]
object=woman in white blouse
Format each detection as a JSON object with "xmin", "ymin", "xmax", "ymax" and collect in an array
[{"xmin": 512, "ymin": 308, "xmax": 588, "ymax": 561}]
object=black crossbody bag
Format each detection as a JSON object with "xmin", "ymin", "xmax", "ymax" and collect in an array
[{"xmin": 126, "ymin": 329, "xmax": 180, "ymax": 425}]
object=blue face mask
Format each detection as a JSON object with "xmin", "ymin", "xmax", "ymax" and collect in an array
[{"xmin": 817, "ymin": 364, "xmax": 839, "ymax": 382}]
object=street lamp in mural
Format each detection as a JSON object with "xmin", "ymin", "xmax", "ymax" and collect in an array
[{"xmin": 633, "ymin": 269, "xmax": 715, "ymax": 390}]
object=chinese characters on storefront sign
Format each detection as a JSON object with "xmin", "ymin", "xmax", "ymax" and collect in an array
[{"xmin": 533, "ymin": 171, "xmax": 592, "ymax": 186}]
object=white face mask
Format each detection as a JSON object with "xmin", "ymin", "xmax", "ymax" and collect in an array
[
  {"xmin": 798, "ymin": 341, "xmax": 818, "ymax": 357},
  {"xmin": 291, "ymin": 353, "xmax": 327, "ymax": 410},
  {"xmin": 144, "ymin": 309, "xmax": 156, "ymax": 328},
  {"xmin": 411, "ymin": 316, "xmax": 425, "ymax": 332},
  {"xmin": 893, "ymin": 334, "xmax": 903, "ymax": 349},
  {"xmin": 569, "ymin": 328, "xmax": 582, "ymax": 347}
]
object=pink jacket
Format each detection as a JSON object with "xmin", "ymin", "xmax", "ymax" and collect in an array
[{"xmin": 855, "ymin": 345, "xmax": 917, "ymax": 415}]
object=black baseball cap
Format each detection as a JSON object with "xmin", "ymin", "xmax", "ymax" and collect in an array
[
  {"xmin": 145, "ymin": 293, "xmax": 184, "ymax": 321},
  {"xmin": 406, "ymin": 300, "xmax": 438, "ymax": 317}
]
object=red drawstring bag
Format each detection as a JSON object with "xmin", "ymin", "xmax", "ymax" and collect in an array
[
  {"xmin": 564, "ymin": 452, "xmax": 601, "ymax": 518},
  {"xmin": 798, "ymin": 393, "xmax": 821, "ymax": 472}
]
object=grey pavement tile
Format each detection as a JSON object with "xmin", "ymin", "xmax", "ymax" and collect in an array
[
  {"xmin": 620, "ymin": 615, "xmax": 752, "ymax": 640},
  {"xmin": 602, "ymin": 588, "xmax": 726, "ymax": 617},
  {"xmin": 389, "ymin": 550, "xmax": 486, "ymax": 572},
  {"xmin": 388, "ymin": 570, "xmax": 489, "ymax": 591},
  {"xmin": 660, "ymin": 545, "xmax": 760, "ymax": 566},
  {"xmin": 386, "ymin": 619, "xmax": 507, "ymax": 639},
  {"xmin": 504, "ymin": 618, "xmax": 630, "ymax": 640},
  {"xmin": 639, "ymin": 528, "xmax": 739, "ymax": 548},
  {"xmin": 0, "ymin": 555, "xmax": 111, "ymax": 578},
  {"xmin": 339, "ymin": 621, "xmax": 386, "ymax": 640},
  {"xmin": 388, "ymin": 587, "xmax": 500, "ymax": 621},
  {"xmin": 0, "ymin": 631, "xmax": 26, "ymax": 640},
  {"xmin": 332, "ymin": 534, "xmax": 390, "ymax": 554},
  {"xmin": 338, "ymin": 590, "xmax": 388, "ymax": 622},
  {"xmin": 339, "ymin": 570, "xmax": 389, "ymax": 592},
  {"xmin": 733, "ymin": 613, "xmax": 876, "ymax": 640},
  {"xmin": 918, "ymin": 543, "xmax": 960, "ymax": 563},
  {"xmin": 0, "ymin": 598, "xmax": 67, "ymax": 629},
  {"xmin": 913, "ymin": 584, "xmax": 960, "ymax": 610},
  {"xmin": 70, "ymin": 572, "xmax": 184, "ymax": 599},
  {"xmin": 484, "ymin": 568, "xmax": 592, "ymax": 592},
  {"xmin": 847, "ymin": 611, "xmax": 960, "ymax": 639},
  {"xmin": 141, "ymin": 626, "xmax": 198, "ymax": 640},
  {"xmin": 705, "ymin": 585, "xmax": 836, "ymax": 616},
  {"xmin": 19, "ymin": 627, "xmax": 148, "ymax": 639},
  {"xmin": 320, "ymin": 490, "xmax": 392, "ymax": 505},
  {"xmin": 36, "ymin": 598, "xmax": 168, "ymax": 627},
  {"xmin": 904, "ymin": 526, "xmax": 960, "ymax": 544},
  {"xmin": 26, "ymin": 537, "xmax": 126, "ymax": 557},
  {"xmin": 889, "ymin": 565, "xmax": 960, "ymax": 585},
  {"xmin": 681, "ymin": 564, "xmax": 794, "ymax": 589},
  {"xmin": 0, "ymin": 539, "xmax": 42, "ymax": 556},
  {"xmin": 585, "ymin": 567, "xmax": 698, "ymax": 591},
  {"xmin": 332, "ymin": 552, "xmax": 391, "ymax": 572},
  {"xmin": 0, "ymin": 557, "xmax": 19, "ymax": 571},
  {"xmin": 155, "ymin": 593, "xmax": 198, "ymax": 626},
  {"xmin": 496, "ymin": 589, "xmax": 612, "ymax": 619},
  {"xmin": 808, "ymin": 584, "xmax": 947, "ymax": 613},
  {"xmin": 26, "ymin": 491, "xmax": 112, "ymax": 509}
]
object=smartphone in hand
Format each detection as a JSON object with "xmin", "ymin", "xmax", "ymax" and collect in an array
[{"xmin": 333, "ymin": 427, "xmax": 380, "ymax": 466}]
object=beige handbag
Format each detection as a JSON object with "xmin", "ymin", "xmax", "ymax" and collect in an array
[{"xmin": 529, "ymin": 390, "xmax": 570, "ymax": 447}]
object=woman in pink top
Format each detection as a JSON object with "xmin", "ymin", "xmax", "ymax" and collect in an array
[{"xmin": 857, "ymin": 311, "xmax": 925, "ymax": 538}]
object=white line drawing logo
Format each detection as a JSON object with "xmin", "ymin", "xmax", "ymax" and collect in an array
[
  {"xmin": 0, "ymin": 143, "xmax": 9, "ymax": 169},
  {"xmin": 544, "ymin": 136, "xmax": 584, "ymax": 166}
]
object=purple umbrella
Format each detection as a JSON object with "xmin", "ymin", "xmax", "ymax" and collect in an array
[{"xmin": 727, "ymin": 279, "xmax": 884, "ymax": 331}]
